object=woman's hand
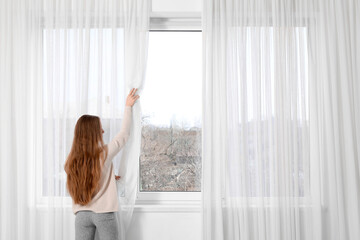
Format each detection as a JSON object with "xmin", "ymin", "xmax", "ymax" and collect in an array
[
  {"xmin": 125, "ymin": 88, "xmax": 140, "ymax": 107},
  {"xmin": 115, "ymin": 175, "xmax": 121, "ymax": 180}
]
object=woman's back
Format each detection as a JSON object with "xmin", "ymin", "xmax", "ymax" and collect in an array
[{"xmin": 72, "ymin": 106, "xmax": 132, "ymax": 214}]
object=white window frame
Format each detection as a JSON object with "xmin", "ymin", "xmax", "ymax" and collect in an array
[
  {"xmin": 37, "ymin": 10, "xmax": 313, "ymax": 212},
  {"xmin": 135, "ymin": 11, "xmax": 202, "ymax": 209}
]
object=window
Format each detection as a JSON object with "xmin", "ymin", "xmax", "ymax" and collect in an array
[
  {"xmin": 140, "ymin": 31, "xmax": 202, "ymax": 192},
  {"xmin": 41, "ymin": 26, "xmax": 306, "ymax": 201},
  {"xmin": 40, "ymin": 28, "xmax": 203, "ymax": 198}
]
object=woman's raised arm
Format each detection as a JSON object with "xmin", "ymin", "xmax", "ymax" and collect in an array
[{"xmin": 106, "ymin": 88, "xmax": 139, "ymax": 162}]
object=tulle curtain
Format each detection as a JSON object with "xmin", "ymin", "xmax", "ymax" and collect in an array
[
  {"xmin": 202, "ymin": 0, "xmax": 360, "ymax": 240},
  {"xmin": 0, "ymin": 0, "xmax": 149, "ymax": 239}
]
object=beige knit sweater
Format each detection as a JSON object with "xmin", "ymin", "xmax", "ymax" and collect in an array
[{"xmin": 72, "ymin": 106, "xmax": 132, "ymax": 214}]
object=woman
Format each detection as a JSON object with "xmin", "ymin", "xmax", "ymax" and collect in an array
[{"xmin": 64, "ymin": 88, "xmax": 140, "ymax": 240}]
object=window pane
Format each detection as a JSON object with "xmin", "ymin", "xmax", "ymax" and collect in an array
[{"xmin": 140, "ymin": 32, "xmax": 202, "ymax": 192}]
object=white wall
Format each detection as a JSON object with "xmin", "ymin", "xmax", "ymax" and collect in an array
[
  {"xmin": 152, "ymin": 0, "xmax": 201, "ymax": 12},
  {"xmin": 127, "ymin": 211, "xmax": 202, "ymax": 240}
]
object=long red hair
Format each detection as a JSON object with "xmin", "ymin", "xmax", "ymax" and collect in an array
[{"xmin": 64, "ymin": 115, "xmax": 108, "ymax": 205}]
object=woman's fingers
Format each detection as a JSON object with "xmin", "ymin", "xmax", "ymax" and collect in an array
[
  {"xmin": 129, "ymin": 88, "xmax": 135, "ymax": 96},
  {"xmin": 129, "ymin": 88, "xmax": 138, "ymax": 97},
  {"xmin": 125, "ymin": 88, "xmax": 139, "ymax": 107},
  {"xmin": 129, "ymin": 88, "xmax": 134, "ymax": 96}
]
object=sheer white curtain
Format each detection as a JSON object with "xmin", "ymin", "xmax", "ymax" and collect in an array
[
  {"xmin": 0, "ymin": 0, "xmax": 149, "ymax": 239},
  {"xmin": 202, "ymin": 0, "xmax": 359, "ymax": 240}
]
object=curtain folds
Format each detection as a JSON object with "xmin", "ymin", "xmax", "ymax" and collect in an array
[
  {"xmin": 0, "ymin": 0, "xmax": 149, "ymax": 239},
  {"xmin": 202, "ymin": 0, "xmax": 359, "ymax": 240}
]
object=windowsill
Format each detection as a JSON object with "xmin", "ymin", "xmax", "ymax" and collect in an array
[
  {"xmin": 34, "ymin": 198, "xmax": 324, "ymax": 213},
  {"xmin": 133, "ymin": 202, "xmax": 202, "ymax": 213},
  {"xmin": 34, "ymin": 196, "xmax": 202, "ymax": 213},
  {"xmin": 134, "ymin": 193, "xmax": 202, "ymax": 212},
  {"xmin": 34, "ymin": 195, "xmax": 321, "ymax": 213}
]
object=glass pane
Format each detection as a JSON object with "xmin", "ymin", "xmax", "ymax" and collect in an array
[{"xmin": 140, "ymin": 32, "xmax": 202, "ymax": 192}]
